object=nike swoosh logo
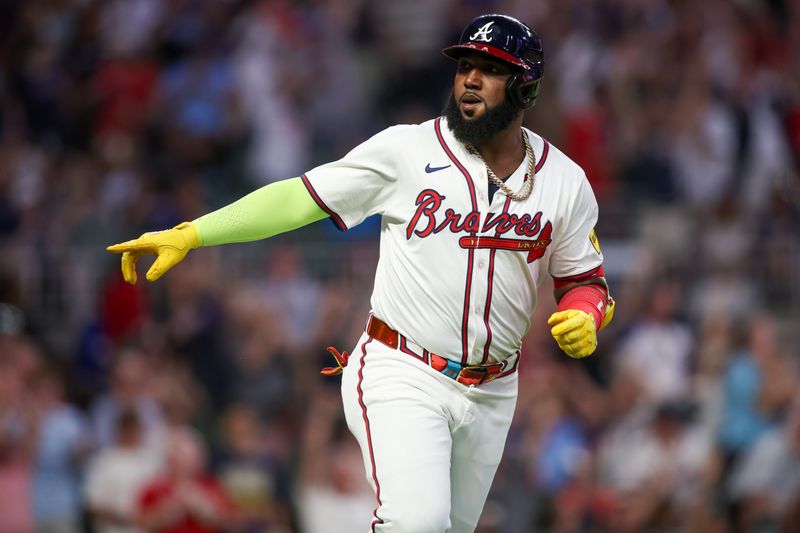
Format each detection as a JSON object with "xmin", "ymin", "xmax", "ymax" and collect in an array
[{"xmin": 425, "ymin": 163, "xmax": 451, "ymax": 173}]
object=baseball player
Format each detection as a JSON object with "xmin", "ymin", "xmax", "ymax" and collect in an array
[{"xmin": 108, "ymin": 14, "xmax": 614, "ymax": 533}]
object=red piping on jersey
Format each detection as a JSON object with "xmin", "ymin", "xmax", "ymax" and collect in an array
[
  {"xmin": 356, "ymin": 337, "xmax": 384, "ymax": 532},
  {"xmin": 478, "ymin": 135, "xmax": 545, "ymax": 363},
  {"xmin": 498, "ymin": 350, "xmax": 521, "ymax": 379},
  {"xmin": 535, "ymin": 139, "xmax": 550, "ymax": 173},
  {"xmin": 481, "ymin": 194, "xmax": 513, "ymax": 363},
  {"xmin": 300, "ymin": 174, "xmax": 348, "ymax": 231},
  {"xmin": 435, "ymin": 117, "xmax": 478, "ymax": 365},
  {"xmin": 553, "ymin": 265, "xmax": 605, "ymax": 288}
]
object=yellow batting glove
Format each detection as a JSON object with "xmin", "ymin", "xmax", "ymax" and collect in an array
[
  {"xmin": 600, "ymin": 296, "xmax": 615, "ymax": 330},
  {"xmin": 547, "ymin": 309, "xmax": 598, "ymax": 358},
  {"xmin": 106, "ymin": 222, "xmax": 200, "ymax": 284}
]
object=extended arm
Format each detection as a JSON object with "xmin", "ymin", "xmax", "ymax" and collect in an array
[
  {"xmin": 106, "ymin": 178, "xmax": 327, "ymax": 284},
  {"xmin": 193, "ymin": 177, "xmax": 327, "ymax": 246}
]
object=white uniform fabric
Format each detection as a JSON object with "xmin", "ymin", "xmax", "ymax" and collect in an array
[
  {"xmin": 341, "ymin": 333, "xmax": 518, "ymax": 532},
  {"xmin": 302, "ymin": 117, "xmax": 603, "ymax": 532},
  {"xmin": 303, "ymin": 116, "xmax": 602, "ymax": 366}
]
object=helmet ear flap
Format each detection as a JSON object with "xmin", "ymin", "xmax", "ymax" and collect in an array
[{"xmin": 506, "ymin": 75, "xmax": 542, "ymax": 109}]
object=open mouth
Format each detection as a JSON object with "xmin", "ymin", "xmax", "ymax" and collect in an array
[{"xmin": 460, "ymin": 93, "xmax": 483, "ymax": 116}]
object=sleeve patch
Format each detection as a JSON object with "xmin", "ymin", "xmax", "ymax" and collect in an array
[{"xmin": 589, "ymin": 228, "xmax": 602, "ymax": 255}]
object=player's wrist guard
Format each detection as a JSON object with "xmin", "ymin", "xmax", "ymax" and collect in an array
[{"xmin": 548, "ymin": 285, "xmax": 614, "ymax": 358}]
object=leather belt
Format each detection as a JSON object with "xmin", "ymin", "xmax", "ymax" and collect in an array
[{"xmin": 366, "ymin": 315, "xmax": 513, "ymax": 386}]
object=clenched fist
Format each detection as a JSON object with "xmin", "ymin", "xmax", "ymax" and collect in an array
[{"xmin": 547, "ymin": 309, "xmax": 597, "ymax": 358}]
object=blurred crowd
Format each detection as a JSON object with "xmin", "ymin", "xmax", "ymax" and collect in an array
[{"xmin": 0, "ymin": 0, "xmax": 799, "ymax": 532}]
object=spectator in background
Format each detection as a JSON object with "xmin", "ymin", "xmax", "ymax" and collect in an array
[
  {"xmin": 599, "ymin": 400, "xmax": 717, "ymax": 532},
  {"xmin": 31, "ymin": 364, "xmax": 90, "ymax": 533},
  {"xmin": 690, "ymin": 311, "xmax": 735, "ymax": 445},
  {"xmin": 755, "ymin": 189, "xmax": 800, "ymax": 312},
  {"xmin": 90, "ymin": 48, "xmax": 159, "ymax": 140},
  {"xmin": 84, "ymin": 408, "xmax": 163, "ymax": 533},
  {"xmin": 254, "ymin": 245, "xmax": 324, "ymax": 352},
  {"xmin": 525, "ymin": 388, "xmax": 589, "ymax": 497},
  {"xmin": 719, "ymin": 313, "xmax": 796, "ymax": 461},
  {"xmin": 91, "ymin": 349, "xmax": 165, "ymax": 452},
  {"xmin": 670, "ymin": 67, "xmax": 737, "ymax": 209},
  {"xmin": 295, "ymin": 389, "xmax": 375, "ymax": 533},
  {"xmin": 138, "ymin": 426, "xmax": 237, "ymax": 533},
  {"xmin": 149, "ymin": 359, "xmax": 205, "ymax": 431},
  {"xmin": 214, "ymin": 404, "xmax": 292, "ymax": 532},
  {"xmin": 154, "ymin": 45, "xmax": 238, "ymax": 149},
  {"xmin": 518, "ymin": 365, "xmax": 592, "ymax": 532},
  {"xmin": 561, "ymin": 84, "xmax": 615, "ymax": 202},
  {"xmin": 690, "ymin": 198, "xmax": 760, "ymax": 323},
  {"xmin": 161, "ymin": 252, "xmax": 233, "ymax": 413},
  {"xmin": 233, "ymin": 4, "xmax": 312, "ymax": 183},
  {"xmin": 613, "ymin": 277, "xmax": 694, "ymax": 406},
  {"xmin": 224, "ymin": 292, "xmax": 293, "ymax": 422},
  {"xmin": 97, "ymin": 0, "xmax": 165, "ymax": 58},
  {"xmin": 100, "ymin": 265, "xmax": 150, "ymax": 347},
  {"xmin": 729, "ymin": 396, "xmax": 800, "ymax": 532},
  {"xmin": 0, "ymin": 334, "xmax": 40, "ymax": 533}
]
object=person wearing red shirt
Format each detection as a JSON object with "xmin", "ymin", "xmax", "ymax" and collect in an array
[{"xmin": 138, "ymin": 427, "xmax": 238, "ymax": 533}]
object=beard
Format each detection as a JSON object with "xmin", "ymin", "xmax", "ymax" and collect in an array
[{"xmin": 443, "ymin": 92, "xmax": 522, "ymax": 146}]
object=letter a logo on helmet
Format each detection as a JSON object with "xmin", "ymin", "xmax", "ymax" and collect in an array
[{"xmin": 469, "ymin": 21, "xmax": 494, "ymax": 43}]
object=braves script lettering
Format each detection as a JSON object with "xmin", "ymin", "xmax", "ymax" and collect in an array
[{"xmin": 406, "ymin": 189, "xmax": 553, "ymax": 262}]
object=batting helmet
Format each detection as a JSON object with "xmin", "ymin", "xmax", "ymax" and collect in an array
[{"xmin": 443, "ymin": 14, "xmax": 544, "ymax": 109}]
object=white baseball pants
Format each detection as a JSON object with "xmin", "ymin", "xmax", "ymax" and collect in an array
[{"xmin": 341, "ymin": 333, "xmax": 518, "ymax": 533}]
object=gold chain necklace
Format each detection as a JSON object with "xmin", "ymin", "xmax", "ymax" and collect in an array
[{"xmin": 467, "ymin": 131, "xmax": 536, "ymax": 202}]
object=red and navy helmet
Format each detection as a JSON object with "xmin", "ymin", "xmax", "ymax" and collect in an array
[{"xmin": 443, "ymin": 14, "xmax": 544, "ymax": 109}]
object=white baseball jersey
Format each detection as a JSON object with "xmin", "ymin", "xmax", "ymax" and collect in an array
[{"xmin": 302, "ymin": 116, "xmax": 603, "ymax": 366}]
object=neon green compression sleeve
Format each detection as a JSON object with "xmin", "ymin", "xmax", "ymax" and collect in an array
[{"xmin": 192, "ymin": 177, "xmax": 328, "ymax": 246}]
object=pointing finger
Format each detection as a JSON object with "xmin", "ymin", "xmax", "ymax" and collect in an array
[{"xmin": 106, "ymin": 236, "xmax": 158, "ymax": 253}]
